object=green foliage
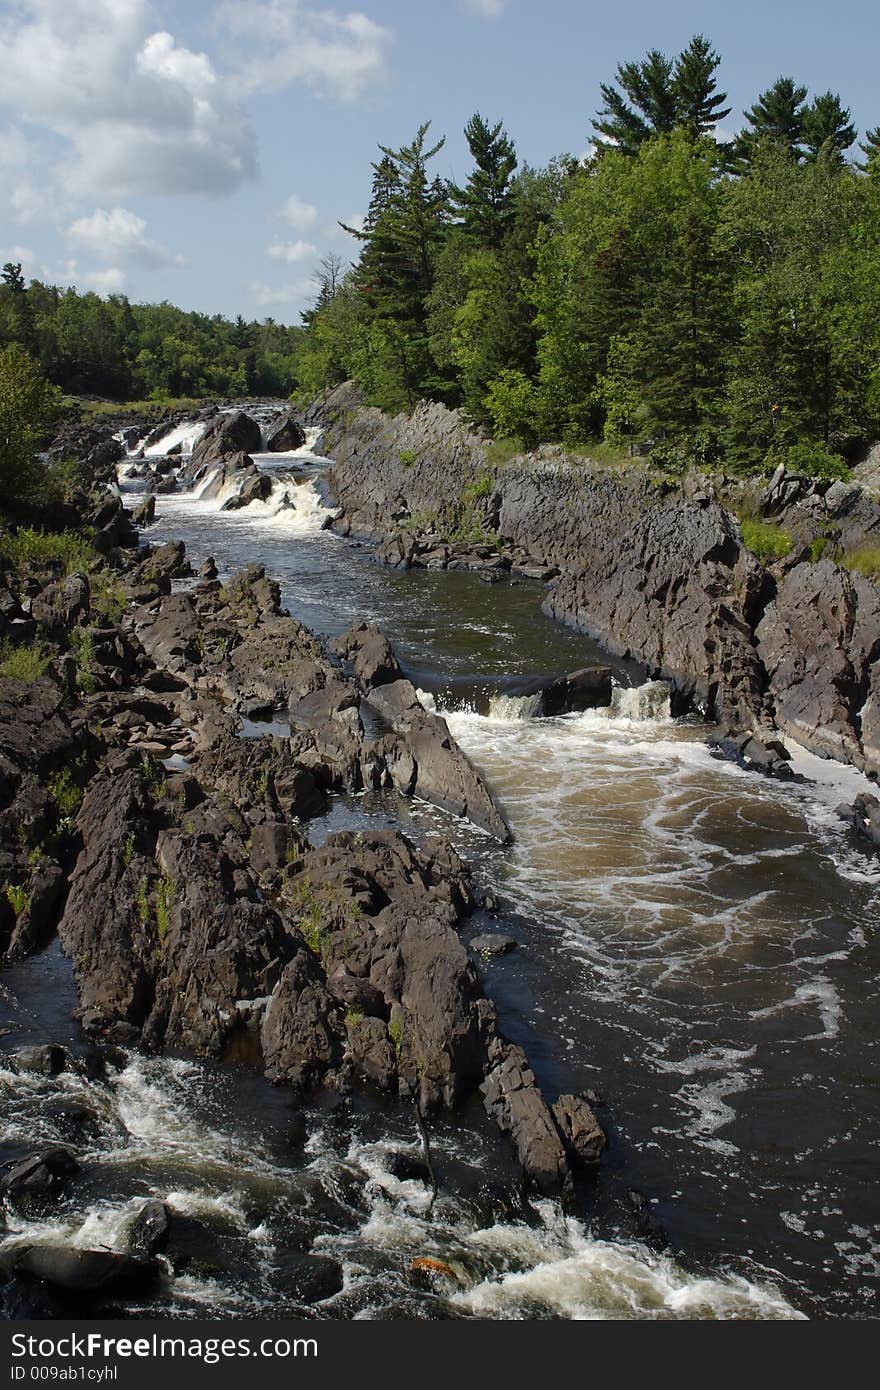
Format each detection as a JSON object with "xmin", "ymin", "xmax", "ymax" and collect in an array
[
  {"xmin": 0, "ymin": 527, "xmax": 93, "ymax": 575},
  {"xmin": 46, "ymin": 750, "xmax": 89, "ymax": 819},
  {"xmin": 593, "ymin": 35, "xmax": 729, "ymax": 155},
  {"xmin": 345, "ymin": 1010, "xmax": 365, "ymax": 1031},
  {"xmin": 766, "ymin": 442, "xmax": 851, "ymax": 481},
  {"xmin": 0, "ymin": 279, "xmax": 303, "ymax": 403},
  {"xmin": 0, "ymin": 640, "xmax": 51, "ymax": 682},
  {"xmin": 808, "ymin": 537, "xmax": 832, "ymax": 562},
  {"xmin": 68, "ymin": 628, "xmax": 96, "ymax": 695},
  {"xmin": 843, "ymin": 547, "xmax": 880, "ymax": 580},
  {"xmin": 156, "ymin": 875, "xmax": 176, "ymax": 945},
  {"xmin": 399, "ymin": 449, "xmax": 418, "ymax": 468},
  {"xmin": 0, "ymin": 345, "xmax": 62, "ymax": 510},
  {"xmin": 136, "ymin": 877, "xmax": 150, "ymax": 928},
  {"xmin": 739, "ymin": 517, "xmax": 794, "ymax": 562},
  {"xmin": 4, "ymin": 881, "xmax": 31, "ymax": 916},
  {"xmin": 388, "ymin": 1015, "xmax": 404, "ymax": 1055}
]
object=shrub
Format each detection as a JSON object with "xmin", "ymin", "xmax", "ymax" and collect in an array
[
  {"xmin": 484, "ymin": 370, "xmax": 543, "ymax": 448},
  {"xmin": 0, "ymin": 528, "xmax": 93, "ymax": 576},
  {"xmin": 0, "ymin": 345, "xmax": 62, "ymax": 510},
  {"xmin": 740, "ymin": 517, "xmax": 793, "ymax": 562},
  {"xmin": 0, "ymin": 640, "xmax": 51, "ymax": 682},
  {"xmin": 3, "ymin": 882, "xmax": 31, "ymax": 916},
  {"xmin": 399, "ymin": 448, "xmax": 418, "ymax": 468},
  {"xmin": 844, "ymin": 547, "xmax": 880, "ymax": 581},
  {"xmin": 766, "ymin": 442, "xmax": 851, "ymax": 482}
]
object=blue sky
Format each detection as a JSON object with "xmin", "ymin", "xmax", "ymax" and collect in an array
[{"xmin": 1, "ymin": 0, "xmax": 877, "ymax": 323}]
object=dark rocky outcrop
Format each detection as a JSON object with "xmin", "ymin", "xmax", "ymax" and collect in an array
[
  {"xmin": 836, "ymin": 793, "xmax": 880, "ymax": 853},
  {"xmin": 313, "ymin": 383, "xmax": 880, "ymax": 777},
  {"xmin": 188, "ymin": 411, "xmax": 262, "ymax": 473},
  {"xmin": 0, "ymin": 1148, "xmax": 80, "ymax": 1212},
  {"xmin": 12, "ymin": 1246, "xmax": 160, "ymax": 1299},
  {"xmin": 265, "ymin": 411, "xmax": 306, "ymax": 453},
  {"xmin": 756, "ymin": 559, "xmax": 880, "ymax": 774}
]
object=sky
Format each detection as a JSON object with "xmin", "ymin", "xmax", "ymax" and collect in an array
[{"xmin": 1, "ymin": 0, "xmax": 878, "ymax": 324}]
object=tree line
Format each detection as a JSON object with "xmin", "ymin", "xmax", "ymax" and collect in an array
[
  {"xmin": 0, "ymin": 269, "xmax": 302, "ymax": 402},
  {"xmin": 297, "ymin": 35, "xmax": 880, "ymax": 475}
]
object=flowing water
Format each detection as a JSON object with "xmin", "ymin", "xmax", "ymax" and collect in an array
[{"xmin": 3, "ymin": 415, "xmax": 879, "ymax": 1321}]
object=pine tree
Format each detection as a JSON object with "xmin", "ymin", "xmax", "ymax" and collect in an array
[
  {"xmin": 1, "ymin": 262, "xmax": 36, "ymax": 353},
  {"xmin": 451, "ymin": 114, "xmax": 518, "ymax": 248},
  {"xmin": 736, "ymin": 77, "xmax": 808, "ymax": 165},
  {"xmin": 857, "ymin": 126, "xmax": 880, "ymax": 174},
  {"xmin": 672, "ymin": 35, "xmax": 730, "ymax": 140},
  {"xmin": 802, "ymin": 92, "xmax": 857, "ymax": 162},
  {"xmin": 593, "ymin": 49, "xmax": 676, "ymax": 154}
]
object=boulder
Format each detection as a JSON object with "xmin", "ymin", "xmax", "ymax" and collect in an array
[
  {"xmin": 273, "ymin": 1254, "xmax": 343, "ymax": 1304},
  {"xmin": 552, "ymin": 1093, "xmax": 606, "ymax": 1167},
  {"xmin": 14, "ymin": 1246, "xmax": 160, "ymax": 1297},
  {"xmin": 265, "ymin": 412, "xmax": 306, "ymax": 454},
  {"xmin": 0, "ymin": 1147, "xmax": 80, "ymax": 1211},
  {"xmin": 481, "ymin": 1042, "xmax": 570, "ymax": 1195}
]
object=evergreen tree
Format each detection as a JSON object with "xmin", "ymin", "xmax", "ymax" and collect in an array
[
  {"xmin": 451, "ymin": 114, "xmax": 518, "ymax": 248},
  {"xmin": 802, "ymin": 91, "xmax": 857, "ymax": 162},
  {"xmin": 671, "ymin": 35, "xmax": 730, "ymax": 141},
  {"xmin": 857, "ymin": 126, "xmax": 880, "ymax": 174},
  {"xmin": 1, "ymin": 262, "xmax": 36, "ymax": 353},
  {"xmin": 593, "ymin": 49, "xmax": 676, "ymax": 154},
  {"xmin": 736, "ymin": 77, "xmax": 808, "ymax": 165}
]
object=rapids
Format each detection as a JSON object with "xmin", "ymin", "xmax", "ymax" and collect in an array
[{"xmin": 3, "ymin": 412, "xmax": 878, "ymax": 1320}]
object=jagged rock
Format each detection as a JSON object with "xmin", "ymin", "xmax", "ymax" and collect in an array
[
  {"xmin": 11, "ymin": 1045, "xmax": 67, "ymax": 1076},
  {"xmin": 552, "ymin": 1093, "xmax": 606, "ymax": 1167},
  {"xmin": 470, "ymin": 933, "xmax": 517, "ymax": 957},
  {"xmin": 261, "ymin": 949, "xmax": 342, "ymax": 1091},
  {"xmin": 708, "ymin": 726, "xmax": 797, "ymax": 781},
  {"xmin": 128, "ymin": 1200, "xmax": 171, "ymax": 1256},
  {"xmin": 836, "ymin": 793, "xmax": 880, "ymax": 853},
  {"xmin": 188, "ymin": 411, "xmax": 261, "ymax": 473},
  {"xmin": 222, "ymin": 471, "xmax": 272, "ymax": 510},
  {"xmin": 481, "ymin": 1042, "xmax": 570, "ymax": 1195},
  {"xmin": 333, "ymin": 621, "xmax": 403, "ymax": 688},
  {"xmin": 756, "ymin": 559, "xmax": 880, "ymax": 775},
  {"xmin": 0, "ymin": 1147, "xmax": 80, "ymax": 1211},
  {"xmin": 131, "ymin": 495, "xmax": 156, "ymax": 527},
  {"xmin": 265, "ymin": 412, "xmax": 306, "ymax": 453}
]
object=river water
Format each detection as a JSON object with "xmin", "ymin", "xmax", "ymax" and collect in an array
[{"xmin": 2, "ymin": 417, "xmax": 879, "ymax": 1321}]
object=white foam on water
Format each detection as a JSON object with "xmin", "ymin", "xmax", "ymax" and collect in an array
[
  {"xmin": 143, "ymin": 420, "xmax": 207, "ymax": 459},
  {"xmin": 487, "ymin": 691, "xmax": 543, "ymax": 722}
]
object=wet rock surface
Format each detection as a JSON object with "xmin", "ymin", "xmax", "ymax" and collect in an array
[
  {"xmin": 316, "ymin": 383, "xmax": 880, "ymax": 776},
  {"xmin": 0, "ymin": 429, "xmax": 573, "ymax": 1203}
]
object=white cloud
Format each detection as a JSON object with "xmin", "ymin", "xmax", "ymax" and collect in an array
[
  {"xmin": 0, "ymin": 126, "xmax": 32, "ymax": 168},
  {"xmin": 268, "ymin": 239, "xmax": 318, "ymax": 263},
  {"xmin": 462, "ymin": 0, "xmax": 509, "ymax": 16},
  {"xmin": 0, "ymin": 0, "xmax": 257, "ymax": 199},
  {"xmin": 55, "ymin": 259, "xmax": 127, "ymax": 294},
  {"xmin": 280, "ymin": 194, "xmax": 320, "ymax": 233},
  {"xmin": 0, "ymin": 246, "xmax": 37, "ymax": 272},
  {"xmin": 250, "ymin": 277, "xmax": 314, "ymax": 308},
  {"xmin": 216, "ymin": 0, "xmax": 392, "ymax": 100},
  {"xmin": 68, "ymin": 207, "xmax": 183, "ymax": 269}
]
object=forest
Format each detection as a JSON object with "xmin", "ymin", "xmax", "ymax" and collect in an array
[
  {"xmin": 0, "ymin": 271, "xmax": 302, "ymax": 402},
  {"xmin": 3, "ymin": 34, "xmax": 880, "ymax": 477},
  {"xmin": 296, "ymin": 35, "xmax": 880, "ymax": 477}
]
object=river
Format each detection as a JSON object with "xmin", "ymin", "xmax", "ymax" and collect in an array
[{"xmin": 2, "ymin": 413, "xmax": 878, "ymax": 1320}]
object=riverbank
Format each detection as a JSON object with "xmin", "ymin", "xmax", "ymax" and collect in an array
[
  {"xmin": 312, "ymin": 382, "xmax": 880, "ymax": 782},
  {"xmin": 3, "ymin": 404, "xmax": 877, "ymax": 1320}
]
